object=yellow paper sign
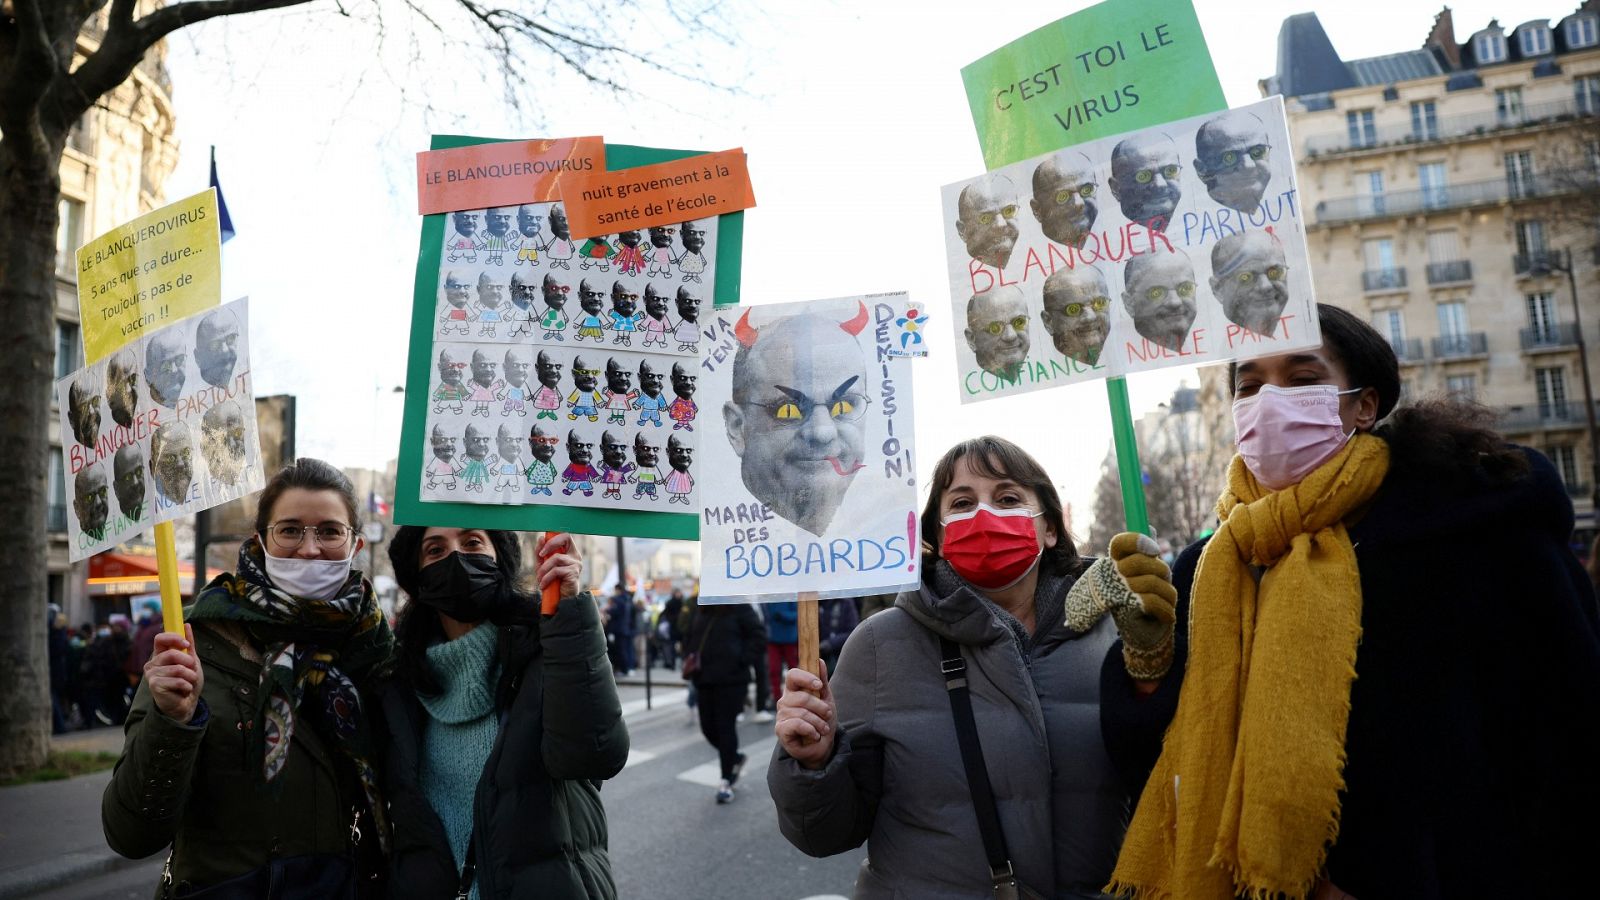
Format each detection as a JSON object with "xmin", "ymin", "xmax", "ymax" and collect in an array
[{"xmin": 76, "ymin": 188, "xmax": 222, "ymax": 364}]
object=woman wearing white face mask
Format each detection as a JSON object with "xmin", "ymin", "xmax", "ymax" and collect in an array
[
  {"xmin": 769, "ymin": 436, "xmax": 1181, "ymax": 900},
  {"xmin": 1110, "ymin": 304, "xmax": 1600, "ymax": 900},
  {"xmin": 103, "ymin": 458, "xmax": 393, "ymax": 899}
]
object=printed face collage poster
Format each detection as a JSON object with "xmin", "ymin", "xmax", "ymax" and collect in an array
[
  {"xmin": 696, "ymin": 293, "xmax": 921, "ymax": 603},
  {"xmin": 57, "ymin": 297, "xmax": 264, "ymax": 561},
  {"xmin": 942, "ymin": 96, "xmax": 1320, "ymax": 403}
]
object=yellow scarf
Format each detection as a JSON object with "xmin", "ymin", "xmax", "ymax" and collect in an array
[{"xmin": 1108, "ymin": 434, "xmax": 1390, "ymax": 900}]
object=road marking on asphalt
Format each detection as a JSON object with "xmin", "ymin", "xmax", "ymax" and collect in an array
[
  {"xmin": 620, "ymin": 689, "xmax": 689, "ymax": 718},
  {"xmin": 675, "ymin": 736, "xmax": 777, "ymax": 787},
  {"xmin": 623, "ymin": 749, "xmax": 657, "ymax": 769}
]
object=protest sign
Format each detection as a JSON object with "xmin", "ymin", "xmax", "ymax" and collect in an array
[
  {"xmin": 56, "ymin": 297, "xmax": 264, "ymax": 561},
  {"xmin": 943, "ymin": 96, "xmax": 1318, "ymax": 404},
  {"xmin": 396, "ymin": 137, "xmax": 745, "ymax": 539},
  {"xmin": 560, "ymin": 148, "xmax": 755, "ymax": 239},
  {"xmin": 961, "ymin": 0, "xmax": 1223, "ymax": 170},
  {"xmin": 416, "ymin": 136, "xmax": 605, "ymax": 215},
  {"xmin": 76, "ymin": 189, "xmax": 222, "ymax": 365},
  {"xmin": 696, "ymin": 293, "xmax": 920, "ymax": 604}
]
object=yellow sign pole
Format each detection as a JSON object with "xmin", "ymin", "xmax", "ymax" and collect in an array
[{"xmin": 154, "ymin": 521, "xmax": 184, "ymax": 635}]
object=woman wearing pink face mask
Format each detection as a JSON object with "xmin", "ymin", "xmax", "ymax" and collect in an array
[
  {"xmin": 769, "ymin": 436, "xmax": 1181, "ymax": 899},
  {"xmin": 1110, "ymin": 304, "xmax": 1600, "ymax": 900}
]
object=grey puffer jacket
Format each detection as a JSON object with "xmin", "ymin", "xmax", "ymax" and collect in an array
[{"xmin": 768, "ymin": 561, "xmax": 1182, "ymax": 900}]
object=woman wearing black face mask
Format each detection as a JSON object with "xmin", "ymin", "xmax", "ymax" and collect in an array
[{"xmin": 377, "ymin": 527, "xmax": 628, "ymax": 900}]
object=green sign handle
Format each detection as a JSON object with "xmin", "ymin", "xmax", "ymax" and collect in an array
[{"xmin": 1105, "ymin": 376, "xmax": 1149, "ymax": 536}]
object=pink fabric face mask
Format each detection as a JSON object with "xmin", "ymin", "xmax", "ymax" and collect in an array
[{"xmin": 1232, "ymin": 384, "xmax": 1360, "ymax": 490}]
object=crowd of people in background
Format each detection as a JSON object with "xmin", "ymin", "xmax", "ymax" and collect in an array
[{"xmin": 46, "ymin": 599, "xmax": 164, "ymax": 733}]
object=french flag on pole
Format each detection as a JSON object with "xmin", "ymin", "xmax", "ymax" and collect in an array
[
  {"xmin": 210, "ymin": 146, "xmax": 236, "ymax": 243},
  {"xmin": 368, "ymin": 492, "xmax": 390, "ymax": 517}
]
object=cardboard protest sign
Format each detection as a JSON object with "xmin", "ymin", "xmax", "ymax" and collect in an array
[
  {"xmin": 396, "ymin": 137, "xmax": 745, "ymax": 539},
  {"xmin": 57, "ymin": 297, "xmax": 264, "ymax": 561},
  {"xmin": 961, "ymin": 0, "xmax": 1224, "ymax": 170},
  {"xmin": 416, "ymin": 136, "xmax": 604, "ymax": 215},
  {"xmin": 942, "ymin": 96, "xmax": 1318, "ymax": 404},
  {"xmin": 697, "ymin": 294, "xmax": 920, "ymax": 604}
]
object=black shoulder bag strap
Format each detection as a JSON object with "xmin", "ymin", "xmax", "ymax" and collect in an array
[{"xmin": 938, "ymin": 636, "xmax": 1026, "ymax": 898}]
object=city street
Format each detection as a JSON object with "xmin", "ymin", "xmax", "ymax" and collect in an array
[{"xmin": 1, "ymin": 680, "xmax": 864, "ymax": 900}]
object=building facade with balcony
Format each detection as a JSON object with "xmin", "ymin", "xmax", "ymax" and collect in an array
[
  {"xmin": 1266, "ymin": 4, "xmax": 1600, "ymax": 528},
  {"xmin": 50, "ymin": 5, "xmax": 180, "ymax": 625}
]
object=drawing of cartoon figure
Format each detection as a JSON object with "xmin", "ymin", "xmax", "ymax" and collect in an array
[
  {"xmin": 646, "ymin": 225, "xmax": 677, "ymax": 277},
  {"xmin": 669, "ymin": 361, "xmax": 698, "ymax": 431},
  {"xmin": 560, "ymin": 430, "xmax": 600, "ymax": 497},
  {"xmin": 493, "ymin": 424, "xmax": 524, "ymax": 495},
  {"xmin": 633, "ymin": 359, "xmax": 670, "ymax": 427},
  {"xmin": 601, "ymin": 357, "xmax": 637, "ymax": 425},
  {"xmin": 532, "ymin": 350, "xmax": 563, "ymax": 421},
  {"xmin": 612, "ymin": 229, "xmax": 648, "ymax": 277},
  {"xmin": 525, "ymin": 424, "xmax": 559, "ymax": 496},
  {"xmin": 501, "ymin": 348, "xmax": 532, "ymax": 417},
  {"xmin": 508, "ymin": 272, "xmax": 538, "ymax": 339},
  {"xmin": 544, "ymin": 204, "xmax": 575, "ymax": 270},
  {"xmin": 445, "ymin": 211, "xmax": 482, "ymax": 262},
  {"xmin": 578, "ymin": 232, "xmax": 616, "ymax": 272},
  {"xmin": 459, "ymin": 423, "xmax": 493, "ymax": 493},
  {"xmin": 466, "ymin": 349, "xmax": 503, "ymax": 417},
  {"xmin": 539, "ymin": 274, "xmax": 570, "ymax": 340},
  {"xmin": 630, "ymin": 432, "xmax": 664, "ymax": 501},
  {"xmin": 472, "ymin": 272, "xmax": 506, "ymax": 338},
  {"xmin": 432, "ymin": 349, "xmax": 470, "ymax": 414},
  {"xmin": 481, "ymin": 207, "xmax": 519, "ymax": 265},
  {"xmin": 895, "ymin": 306, "xmax": 929, "ymax": 352},
  {"xmin": 515, "ymin": 204, "xmax": 544, "ymax": 266},
  {"xmin": 597, "ymin": 430, "xmax": 635, "ymax": 501},
  {"xmin": 425, "ymin": 425, "xmax": 461, "ymax": 491},
  {"xmin": 607, "ymin": 281, "xmax": 644, "ymax": 347},
  {"xmin": 640, "ymin": 283, "xmax": 675, "ymax": 349},
  {"xmin": 566, "ymin": 356, "xmax": 604, "ymax": 422},
  {"xmin": 676, "ymin": 220, "xmax": 708, "ymax": 283},
  {"xmin": 573, "ymin": 279, "xmax": 608, "ymax": 343},
  {"xmin": 438, "ymin": 271, "xmax": 473, "ymax": 336},
  {"xmin": 673, "ymin": 286, "xmax": 702, "ymax": 353},
  {"xmin": 665, "ymin": 433, "xmax": 694, "ymax": 504}
]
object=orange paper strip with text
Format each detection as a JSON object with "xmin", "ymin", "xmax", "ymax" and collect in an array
[
  {"xmin": 561, "ymin": 148, "xmax": 754, "ymax": 239},
  {"xmin": 416, "ymin": 136, "xmax": 605, "ymax": 215}
]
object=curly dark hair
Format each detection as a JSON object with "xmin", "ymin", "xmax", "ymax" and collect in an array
[{"xmin": 920, "ymin": 435, "xmax": 1084, "ymax": 578}]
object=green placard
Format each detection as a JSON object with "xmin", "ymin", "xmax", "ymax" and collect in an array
[
  {"xmin": 393, "ymin": 136, "xmax": 743, "ymax": 539},
  {"xmin": 961, "ymin": 0, "xmax": 1225, "ymax": 169}
]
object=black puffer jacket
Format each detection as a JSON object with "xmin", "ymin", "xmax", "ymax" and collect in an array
[
  {"xmin": 682, "ymin": 602, "xmax": 764, "ymax": 686},
  {"xmin": 377, "ymin": 595, "xmax": 628, "ymax": 899}
]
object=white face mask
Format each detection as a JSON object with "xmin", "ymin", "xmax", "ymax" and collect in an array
[{"xmin": 260, "ymin": 536, "xmax": 355, "ymax": 601}]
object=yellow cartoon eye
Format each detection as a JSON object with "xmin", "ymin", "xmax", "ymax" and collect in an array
[
  {"xmin": 774, "ymin": 403, "xmax": 803, "ymax": 421},
  {"xmin": 1147, "ymin": 286, "xmax": 1165, "ymax": 301},
  {"xmin": 1011, "ymin": 315, "xmax": 1028, "ymax": 331},
  {"xmin": 1223, "ymin": 150, "xmax": 1240, "ymax": 166},
  {"xmin": 1064, "ymin": 302, "xmax": 1084, "ymax": 317},
  {"xmin": 1090, "ymin": 297, "xmax": 1109, "ymax": 311},
  {"xmin": 1249, "ymin": 144, "xmax": 1269, "ymax": 160},
  {"xmin": 979, "ymin": 212, "xmax": 995, "ymax": 225},
  {"xmin": 1161, "ymin": 164, "xmax": 1180, "ymax": 179},
  {"xmin": 1135, "ymin": 170, "xmax": 1153, "ymax": 184},
  {"xmin": 1177, "ymin": 282, "xmax": 1197, "ymax": 297},
  {"xmin": 1079, "ymin": 184, "xmax": 1095, "ymax": 198},
  {"xmin": 1237, "ymin": 270, "xmax": 1255, "ymax": 284},
  {"xmin": 830, "ymin": 399, "xmax": 854, "ymax": 419},
  {"xmin": 1000, "ymin": 204, "xmax": 1019, "ymax": 218},
  {"xmin": 1266, "ymin": 265, "xmax": 1286, "ymax": 280},
  {"xmin": 986, "ymin": 321, "xmax": 1005, "ymax": 335}
]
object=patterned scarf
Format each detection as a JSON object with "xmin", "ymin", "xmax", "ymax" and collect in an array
[
  {"xmin": 187, "ymin": 536, "xmax": 395, "ymax": 850},
  {"xmin": 1109, "ymin": 435, "xmax": 1389, "ymax": 900}
]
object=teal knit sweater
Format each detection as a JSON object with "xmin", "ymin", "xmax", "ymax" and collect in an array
[{"xmin": 418, "ymin": 623, "xmax": 501, "ymax": 899}]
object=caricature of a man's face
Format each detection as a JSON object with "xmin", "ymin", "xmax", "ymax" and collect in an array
[
  {"xmin": 671, "ymin": 363, "xmax": 696, "ymax": 400},
  {"xmin": 536, "ymin": 350, "xmax": 563, "ymax": 389},
  {"xmin": 649, "ymin": 225, "xmax": 675, "ymax": 249},
  {"xmin": 75, "ymin": 463, "xmax": 109, "ymax": 536},
  {"xmin": 618, "ymin": 230, "xmax": 642, "ymax": 249},
  {"xmin": 549, "ymin": 205, "xmax": 570, "ymax": 240},
  {"xmin": 633, "ymin": 433, "xmax": 659, "ymax": 468},
  {"xmin": 667, "ymin": 434, "xmax": 692, "ymax": 472},
  {"xmin": 679, "ymin": 222, "xmax": 706, "ymax": 254},
  {"xmin": 201, "ymin": 400, "xmax": 247, "ymax": 485},
  {"xmin": 68, "ymin": 375, "xmax": 102, "ymax": 449},
  {"xmin": 964, "ymin": 286, "xmax": 1031, "ymax": 378},
  {"xmin": 572, "ymin": 356, "xmax": 598, "ymax": 392},
  {"xmin": 452, "ymin": 211, "xmax": 478, "ymax": 237},
  {"xmin": 144, "ymin": 330, "xmax": 187, "ymax": 409},
  {"xmin": 1123, "ymin": 250, "xmax": 1199, "ymax": 352},
  {"xmin": 431, "ymin": 425, "xmax": 456, "ymax": 462},
  {"xmin": 476, "ymin": 273, "xmax": 502, "ymax": 310},
  {"xmin": 470, "ymin": 350, "xmax": 497, "ymax": 388},
  {"xmin": 955, "ymin": 176, "xmax": 1021, "ymax": 269},
  {"xmin": 112, "ymin": 444, "xmax": 145, "ymax": 519},
  {"xmin": 639, "ymin": 360, "xmax": 664, "ymax": 397},
  {"xmin": 486, "ymin": 207, "xmax": 513, "ymax": 238},
  {"xmin": 496, "ymin": 424, "xmax": 521, "ymax": 462},
  {"xmin": 1195, "ymin": 112, "xmax": 1272, "ymax": 214},
  {"xmin": 1110, "ymin": 135, "xmax": 1183, "ymax": 227},
  {"xmin": 610, "ymin": 281, "xmax": 638, "ymax": 318},
  {"xmin": 528, "ymin": 425, "xmax": 556, "ymax": 463},
  {"xmin": 644, "ymin": 284, "xmax": 669, "ymax": 320},
  {"xmin": 504, "ymin": 350, "xmax": 530, "ymax": 387},
  {"xmin": 566, "ymin": 430, "xmax": 593, "ymax": 465},
  {"xmin": 723, "ymin": 309, "xmax": 870, "ymax": 537},
  {"xmin": 517, "ymin": 205, "xmax": 542, "ymax": 238},
  {"xmin": 1031, "ymin": 152, "xmax": 1099, "ymax": 248},
  {"xmin": 578, "ymin": 280, "xmax": 605, "ymax": 316},
  {"xmin": 542, "ymin": 274, "xmax": 569, "ymax": 311},
  {"xmin": 150, "ymin": 421, "xmax": 193, "ymax": 503},
  {"xmin": 1211, "ymin": 230, "xmax": 1289, "ymax": 336},
  {"xmin": 443, "ymin": 271, "xmax": 470, "ymax": 309},
  {"xmin": 464, "ymin": 424, "xmax": 491, "ymax": 460},
  {"xmin": 107, "ymin": 349, "xmax": 139, "ymax": 429},
  {"xmin": 600, "ymin": 430, "xmax": 628, "ymax": 468},
  {"xmin": 1041, "ymin": 267, "xmax": 1112, "ymax": 366},
  {"xmin": 194, "ymin": 308, "xmax": 241, "ymax": 389},
  {"xmin": 675, "ymin": 287, "xmax": 701, "ymax": 324},
  {"xmin": 605, "ymin": 357, "xmax": 632, "ymax": 394},
  {"xmin": 510, "ymin": 273, "xmax": 535, "ymax": 311},
  {"xmin": 438, "ymin": 350, "xmax": 464, "ymax": 386}
]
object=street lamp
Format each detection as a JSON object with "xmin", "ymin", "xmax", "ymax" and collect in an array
[{"xmin": 1542, "ymin": 248, "xmax": 1599, "ymax": 516}]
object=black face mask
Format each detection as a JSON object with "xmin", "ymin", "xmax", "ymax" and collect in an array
[{"xmin": 416, "ymin": 552, "xmax": 512, "ymax": 623}]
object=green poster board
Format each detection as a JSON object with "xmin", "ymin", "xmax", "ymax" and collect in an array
[
  {"xmin": 393, "ymin": 136, "xmax": 743, "ymax": 539},
  {"xmin": 961, "ymin": 0, "xmax": 1225, "ymax": 169}
]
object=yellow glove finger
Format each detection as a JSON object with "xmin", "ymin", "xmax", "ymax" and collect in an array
[
  {"xmin": 1123, "ymin": 575, "xmax": 1177, "ymax": 623},
  {"xmin": 1108, "ymin": 532, "xmax": 1160, "ymax": 561},
  {"xmin": 1115, "ymin": 552, "xmax": 1171, "ymax": 582}
]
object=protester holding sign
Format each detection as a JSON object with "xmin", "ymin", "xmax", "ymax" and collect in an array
[
  {"xmin": 102, "ymin": 458, "xmax": 392, "ymax": 897},
  {"xmin": 1109, "ymin": 305, "xmax": 1600, "ymax": 900},
  {"xmin": 769, "ymin": 436, "xmax": 1182, "ymax": 899},
  {"xmin": 378, "ymin": 527, "xmax": 627, "ymax": 900}
]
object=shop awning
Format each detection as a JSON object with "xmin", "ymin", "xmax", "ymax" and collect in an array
[{"xmin": 88, "ymin": 551, "xmax": 194, "ymax": 595}]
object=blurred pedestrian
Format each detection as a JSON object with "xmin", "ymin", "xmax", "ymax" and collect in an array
[
  {"xmin": 129, "ymin": 599, "xmax": 162, "ymax": 674},
  {"xmin": 683, "ymin": 600, "xmax": 765, "ymax": 803},
  {"xmin": 761, "ymin": 603, "xmax": 798, "ymax": 715},
  {"xmin": 48, "ymin": 605, "xmax": 69, "ymax": 734},
  {"xmin": 604, "ymin": 585, "xmax": 635, "ymax": 677},
  {"xmin": 816, "ymin": 597, "xmax": 860, "ymax": 679},
  {"xmin": 658, "ymin": 588, "xmax": 685, "ymax": 668}
]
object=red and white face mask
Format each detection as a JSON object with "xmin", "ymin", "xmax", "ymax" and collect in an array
[{"xmin": 940, "ymin": 503, "xmax": 1043, "ymax": 591}]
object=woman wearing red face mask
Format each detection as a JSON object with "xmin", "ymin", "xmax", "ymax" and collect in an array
[
  {"xmin": 1109, "ymin": 305, "xmax": 1600, "ymax": 900},
  {"xmin": 768, "ymin": 436, "xmax": 1181, "ymax": 899}
]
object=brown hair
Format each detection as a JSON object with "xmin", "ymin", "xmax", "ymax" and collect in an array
[
  {"xmin": 921, "ymin": 436, "xmax": 1083, "ymax": 577},
  {"xmin": 253, "ymin": 457, "xmax": 361, "ymax": 534}
]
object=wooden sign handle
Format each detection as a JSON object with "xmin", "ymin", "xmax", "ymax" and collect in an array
[{"xmin": 798, "ymin": 591, "xmax": 820, "ymax": 677}]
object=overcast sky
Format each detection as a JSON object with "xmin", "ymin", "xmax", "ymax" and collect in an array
[{"xmin": 156, "ymin": 0, "xmax": 1535, "ymax": 544}]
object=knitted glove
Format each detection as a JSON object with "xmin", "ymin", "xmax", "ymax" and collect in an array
[{"xmin": 1063, "ymin": 533, "xmax": 1178, "ymax": 680}]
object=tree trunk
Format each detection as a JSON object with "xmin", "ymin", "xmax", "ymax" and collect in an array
[{"xmin": 0, "ymin": 130, "xmax": 65, "ymax": 776}]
